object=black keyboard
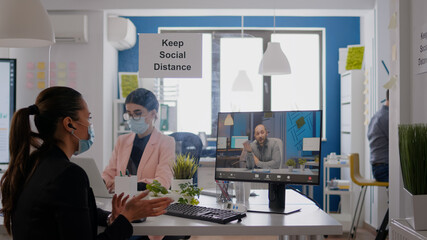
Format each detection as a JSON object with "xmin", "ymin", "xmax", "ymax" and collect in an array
[{"xmin": 165, "ymin": 203, "xmax": 246, "ymax": 224}]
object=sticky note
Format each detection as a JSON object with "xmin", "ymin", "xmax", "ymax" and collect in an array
[
  {"xmin": 346, "ymin": 46, "xmax": 365, "ymax": 70},
  {"xmin": 69, "ymin": 62, "xmax": 77, "ymax": 71},
  {"xmin": 50, "ymin": 79, "xmax": 56, "ymax": 86},
  {"xmin": 363, "ymin": 88, "xmax": 369, "ymax": 94},
  {"xmin": 388, "ymin": 12, "xmax": 397, "ymax": 30},
  {"xmin": 68, "ymin": 80, "xmax": 77, "ymax": 89},
  {"xmin": 58, "ymin": 71, "xmax": 67, "ymax": 79},
  {"xmin": 37, "ymin": 62, "xmax": 45, "ymax": 70},
  {"xmin": 27, "ymin": 62, "xmax": 35, "ymax": 70},
  {"xmin": 50, "ymin": 71, "xmax": 56, "ymax": 79},
  {"xmin": 364, "ymin": 109, "xmax": 369, "ymax": 115},
  {"xmin": 37, "ymin": 72, "xmax": 45, "ymax": 80},
  {"xmin": 57, "ymin": 80, "xmax": 66, "ymax": 86},
  {"xmin": 364, "ymin": 98, "xmax": 369, "ymax": 105},
  {"xmin": 364, "ymin": 118, "xmax": 369, "ymax": 126},
  {"xmin": 68, "ymin": 72, "xmax": 76, "ymax": 80},
  {"xmin": 364, "ymin": 78, "xmax": 369, "ymax": 85},
  {"xmin": 383, "ymin": 75, "xmax": 398, "ymax": 89},
  {"xmin": 26, "ymin": 72, "xmax": 34, "ymax": 80},
  {"xmin": 50, "ymin": 62, "xmax": 56, "ymax": 69},
  {"xmin": 26, "ymin": 81, "xmax": 34, "ymax": 89},
  {"xmin": 58, "ymin": 62, "xmax": 67, "ymax": 70},
  {"xmin": 37, "ymin": 81, "xmax": 45, "ymax": 89}
]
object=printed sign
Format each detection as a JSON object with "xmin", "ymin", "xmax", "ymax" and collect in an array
[
  {"xmin": 418, "ymin": 23, "xmax": 427, "ymax": 74},
  {"xmin": 139, "ymin": 33, "xmax": 202, "ymax": 78}
]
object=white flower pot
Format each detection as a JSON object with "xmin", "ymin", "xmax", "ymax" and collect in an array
[
  {"xmin": 404, "ymin": 188, "xmax": 427, "ymax": 230},
  {"xmin": 288, "ymin": 166, "xmax": 293, "ymax": 172},
  {"xmin": 300, "ymin": 164, "xmax": 305, "ymax": 171},
  {"xmin": 171, "ymin": 178, "xmax": 192, "ymax": 191}
]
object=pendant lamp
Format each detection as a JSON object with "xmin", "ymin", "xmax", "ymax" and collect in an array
[
  {"xmin": 224, "ymin": 114, "xmax": 234, "ymax": 126},
  {"xmin": 232, "ymin": 16, "xmax": 253, "ymax": 92},
  {"xmin": 232, "ymin": 70, "xmax": 253, "ymax": 92},
  {"xmin": 0, "ymin": 0, "xmax": 55, "ymax": 47},
  {"xmin": 258, "ymin": 12, "xmax": 291, "ymax": 76}
]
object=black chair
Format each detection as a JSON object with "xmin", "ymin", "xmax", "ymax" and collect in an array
[{"xmin": 169, "ymin": 132, "xmax": 203, "ymax": 187}]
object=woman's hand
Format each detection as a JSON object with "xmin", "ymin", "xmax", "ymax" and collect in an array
[
  {"xmin": 106, "ymin": 181, "xmax": 115, "ymax": 193},
  {"xmin": 121, "ymin": 190, "xmax": 173, "ymax": 222},
  {"xmin": 111, "ymin": 193, "xmax": 130, "ymax": 222}
]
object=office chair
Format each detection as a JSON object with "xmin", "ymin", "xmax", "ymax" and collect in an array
[
  {"xmin": 169, "ymin": 132, "xmax": 203, "ymax": 186},
  {"xmin": 348, "ymin": 153, "xmax": 389, "ymax": 240}
]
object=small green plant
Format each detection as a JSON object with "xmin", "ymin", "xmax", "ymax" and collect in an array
[
  {"xmin": 177, "ymin": 182, "xmax": 203, "ymax": 205},
  {"xmin": 399, "ymin": 124, "xmax": 427, "ymax": 195},
  {"xmin": 298, "ymin": 158, "xmax": 307, "ymax": 165},
  {"xmin": 171, "ymin": 153, "xmax": 199, "ymax": 179},
  {"xmin": 286, "ymin": 159, "xmax": 296, "ymax": 167},
  {"xmin": 146, "ymin": 180, "xmax": 168, "ymax": 197}
]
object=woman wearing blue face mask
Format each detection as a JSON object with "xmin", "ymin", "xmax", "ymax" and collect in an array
[
  {"xmin": 0, "ymin": 87, "xmax": 173, "ymax": 239},
  {"xmin": 103, "ymin": 88, "xmax": 175, "ymax": 194}
]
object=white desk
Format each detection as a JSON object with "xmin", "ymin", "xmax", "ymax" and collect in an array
[{"xmin": 96, "ymin": 189, "xmax": 342, "ymax": 238}]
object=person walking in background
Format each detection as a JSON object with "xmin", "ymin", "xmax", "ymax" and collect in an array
[{"xmin": 367, "ymin": 89, "xmax": 389, "ymax": 182}]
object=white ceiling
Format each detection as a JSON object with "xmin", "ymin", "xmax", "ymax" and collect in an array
[{"xmin": 43, "ymin": 0, "xmax": 376, "ymax": 12}]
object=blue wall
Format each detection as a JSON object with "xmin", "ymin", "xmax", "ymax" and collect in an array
[{"xmin": 118, "ymin": 16, "xmax": 360, "ymax": 210}]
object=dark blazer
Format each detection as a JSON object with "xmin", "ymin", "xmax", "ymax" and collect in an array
[{"xmin": 12, "ymin": 145, "xmax": 133, "ymax": 240}]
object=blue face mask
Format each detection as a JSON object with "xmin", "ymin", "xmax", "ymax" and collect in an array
[
  {"xmin": 128, "ymin": 117, "xmax": 149, "ymax": 135},
  {"xmin": 72, "ymin": 123, "xmax": 95, "ymax": 155}
]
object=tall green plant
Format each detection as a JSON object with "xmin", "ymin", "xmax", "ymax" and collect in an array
[
  {"xmin": 171, "ymin": 153, "xmax": 199, "ymax": 179},
  {"xmin": 398, "ymin": 124, "xmax": 427, "ymax": 195}
]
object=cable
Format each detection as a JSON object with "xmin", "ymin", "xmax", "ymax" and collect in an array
[{"xmin": 287, "ymin": 185, "xmax": 321, "ymax": 209}]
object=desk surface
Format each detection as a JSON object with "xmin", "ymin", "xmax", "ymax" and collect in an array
[{"xmin": 97, "ymin": 189, "xmax": 342, "ymax": 236}]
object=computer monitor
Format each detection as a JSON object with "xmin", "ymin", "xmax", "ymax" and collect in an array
[
  {"xmin": 0, "ymin": 59, "xmax": 16, "ymax": 164},
  {"xmin": 215, "ymin": 110, "xmax": 322, "ymax": 211}
]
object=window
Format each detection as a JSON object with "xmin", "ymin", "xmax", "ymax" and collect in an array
[{"xmin": 160, "ymin": 29, "xmax": 323, "ymax": 137}]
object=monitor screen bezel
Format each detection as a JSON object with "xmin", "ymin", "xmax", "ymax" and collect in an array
[{"xmin": 214, "ymin": 110, "xmax": 322, "ymax": 186}]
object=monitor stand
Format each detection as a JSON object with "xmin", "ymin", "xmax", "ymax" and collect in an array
[{"xmin": 268, "ymin": 183, "xmax": 286, "ymax": 211}]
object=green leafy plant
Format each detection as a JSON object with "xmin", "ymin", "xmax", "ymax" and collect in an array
[
  {"xmin": 286, "ymin": 159, "xmax": 296, "ymax": 167},
  {"xmin": 176, "ymin": 182, "xmax": 203, "ymax": 205},
  {"xmin": 146, "ymin": 180, "xmax": 168, "ymax": 197},
  {"xmin": 171, "ymin": 153, "xmax": 199, "ymax": 179},
  {"xmin": 298, "ymin": 158, "xmax": 307, "ymax": 165},
  {"xmin": 399, "ymin": 124, "xmax": 427, "ymax": 195}
]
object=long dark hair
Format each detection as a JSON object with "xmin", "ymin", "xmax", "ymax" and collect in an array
[{"xmin": 0, "ymin": 87, "xmax": 83, "ymax": 235}]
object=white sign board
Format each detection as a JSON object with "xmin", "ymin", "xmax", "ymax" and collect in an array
[
  {"xmin": 139, "ymin": 33, "xmax": 202, "ymax": 78},
  {"xmin": 418, "ymin": 23, "xmax": 427, "ymax": 75}
]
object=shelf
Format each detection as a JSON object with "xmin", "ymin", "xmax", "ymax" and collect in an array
[
  {"xmin": 324, "ymin": 162, "xmax": 349, "ymax": 168},
  {"xmin": 325, "ymin": 189, "xmax": 350, "ymax": 195}
]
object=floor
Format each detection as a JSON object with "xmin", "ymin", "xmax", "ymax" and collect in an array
[{"xmin": 190, "ymin": 225, "xmax": 380, "ymax": 240}]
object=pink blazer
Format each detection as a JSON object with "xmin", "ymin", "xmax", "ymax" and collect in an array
[{"xmin": 102, "ymin": 128, "xmax": 175, "ymax": 189}]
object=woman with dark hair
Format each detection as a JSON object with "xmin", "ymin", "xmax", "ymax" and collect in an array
[
  {"xmin": 0, "ymin": 87, "xmax": 172, "ymax": 240},
  {"xmin": 102, "ymin": 88, "xmax": 175, "ymax": 192}
]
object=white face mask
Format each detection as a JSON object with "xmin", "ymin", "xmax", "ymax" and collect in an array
[{"xmin": 128, "ymin": 118, "xmax": 149, "ymax": 135}]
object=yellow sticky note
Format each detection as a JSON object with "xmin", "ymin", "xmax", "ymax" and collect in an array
[
  {"xmin": 364, "ymin": 109, "xmax": 369, "ymax": 115},
  {"xmin": 37, "ymin": 62, "xmax": 45, "ymax": 70},
  {"xmin": 37, "ymin": 72, "xmax": 45, "ymax": 79},
  {"xmin": 57, "ymin": 80, "xmax": 66, "ymax": 86},
  {"xmin": 363, "ymin": 88, "xmax": 369, "ymax": 94},
  {"xmin": 392, "ymin": 44, "xmax": 397, "ymax": 61},
  {"xmin": 365, "ymin": 69, "xmax": 369, "ymax": 76},
  {"xmin": 388, "ymin": 12, "xmax": 397, "ymax": 30},
  {"xmin": 37, "ymin": 81, "xmax": 45, "ymax": 89},
  {"xmin": 364, "ymin": 78, "xmax": 369, "ymax": 85},
  {"xmin": 58, "ymin": 71, "xmax": 67, "ymax": 79},
  {"xmin": 383, "ymin": 75, "xmax": 398, "ymax": 89},
  {"xmin": 346, "ymin": 46, "xmax": 365, "ymax": 70},
  {"xmin": 364, "ymin": 118, "xmax": 370, "ymax": 126},
  {"xmin": 364, "ymin": 98, "xmax": 369, "ymax": 105},
  {"xmin": 58, "ymin": 62, "xmax": 67, "ymax": 70}
]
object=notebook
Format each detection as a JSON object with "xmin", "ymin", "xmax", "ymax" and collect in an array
[{"xmin": 70, "ymin": 157, "xmax": 113, "ymax": 198}]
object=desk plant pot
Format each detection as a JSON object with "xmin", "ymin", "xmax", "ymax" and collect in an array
[
  {"xmin": 286, "ymin": 159, "xmax": 296, "ymax": 172},
  {"xmin": 171, "ymin": 153, "xmax": 199, "ymax": 191},
  {"xmin": 399, "ymin": 124, "xmax": 427, "ymax": 230}
]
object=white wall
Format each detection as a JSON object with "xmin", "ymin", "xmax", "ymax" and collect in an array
[{"xmin": 9, "ymin": 11, "xmax": 116, "ymax": 171}]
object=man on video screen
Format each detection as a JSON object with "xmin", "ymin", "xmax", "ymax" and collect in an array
[{"xmin": 242, "ymin": 124, "xmax": 282, "ymax": 169}]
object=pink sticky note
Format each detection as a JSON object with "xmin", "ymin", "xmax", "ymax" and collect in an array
[
  {"xmin": 49, "ymin": 79, "xmax": 56, "ymax": 86},
  {"xmin": 68, "ymin": 72, "xmax": 76, "ymax": 80},
  {"xmin": 69, "ymin": 62, "xmax": 77, "ymax": 71},
  {"xmin": 26, "ymin": 72, "xmax": 34, "ymax": 80},
  {"xmin": 26, "ymin": 81, "xmax": 34, "ymax": 89},
  {"xmin": 50, "ymin": 62, "xmax": 56, "ymax": 69},
  {"xmin": 50, "ymin": 71, "xmax": 56, "ymax": 79},
  {"xmin": 68, "ymin": 80, "xmax": 77, "ymax": 89},
  {"xmin": 27, "ymin": 62, "xmax": 35, "ymax": 70}
]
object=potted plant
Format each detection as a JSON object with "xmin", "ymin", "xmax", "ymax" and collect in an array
[
  {"xmin": 146, "ymin": 180, "xmax": 201, "ymax": 205},
  {"xmin": 399, "ymin": 124, "xmax": 427, "ymax": 230},
  {"xmin": 170, "ymin": 153, "xmax": 199, "ymax": 190},
  {"xmin": 286, "ymin": 159, "xmax": 296, "ymax": 172},
  {"xmin": 298, "ymin": 158, "xmax": 307, "ymax": 171}
]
